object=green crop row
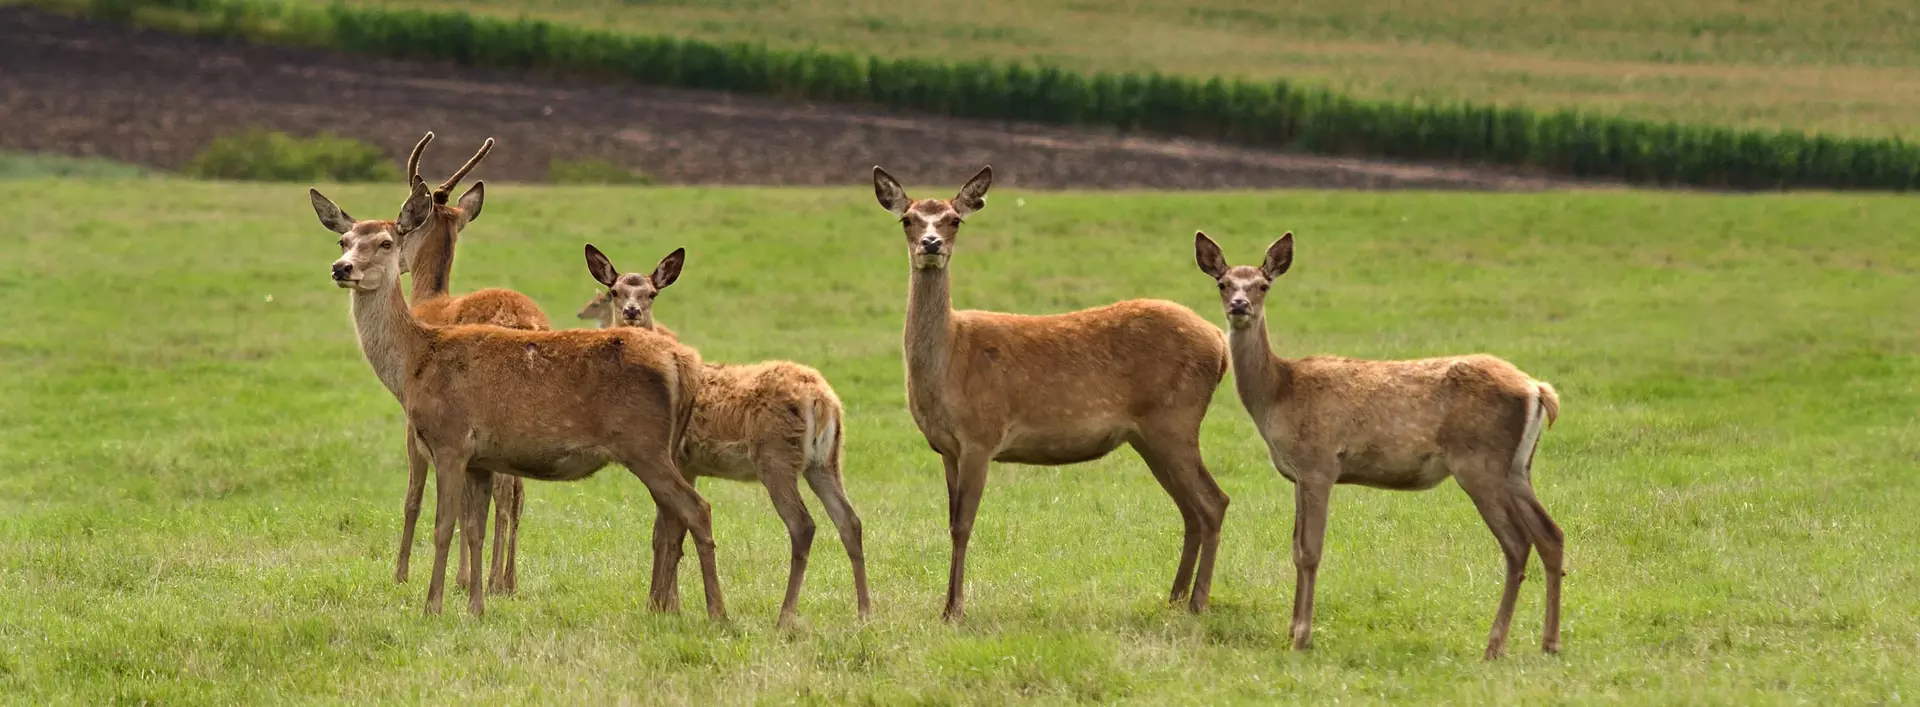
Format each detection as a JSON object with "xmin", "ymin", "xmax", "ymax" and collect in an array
[{"xmin": 71, "ymin": 0, "xmax": 1920, "ymax": 190}]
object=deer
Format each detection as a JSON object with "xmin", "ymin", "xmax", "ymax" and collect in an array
[
  {"xmin": 870, "ymin": 165, "xmax": 1232, "ymax": 622},
  {"xmin": 1193, "ymin": 231, "xmax": 1565, "ymax": 660},
  {"xmin": 575, "ymin": 245, "xmax": 871, "ymax": 629},
  {"xmin": 310, "ymin": 178, "xmax": 724, "ymax": 619},
  {"xmin": 311, "ymin": 132, "xmax": 538, "ymax": 597}
]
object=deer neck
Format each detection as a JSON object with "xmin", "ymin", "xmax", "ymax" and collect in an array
[
  {"xmin": 407, "ymin": 211, "xmax": 459, "ymax": 302},
  {"xmin": 351, "ymin": 276, "xmax": 430, "ymax": 401},
  {"xmin": 1227, "ymin": 313, "xmax": 1292, "ymax": 425},
  {"xmin": 904, "ymin": 265, "xmax": 954, "ymax": 417}
]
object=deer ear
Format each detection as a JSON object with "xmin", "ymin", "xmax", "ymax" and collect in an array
[
  {"xmin": 652, "ymin": 247, "xmax": 685, "ymax": 290},
  {"xmin": 1194, "ymin": 231, "xmax": 1229, "ymax": 279},
  {"xmin": 395, "ymin": 181, "xmax": 434, "ymax": 235},
  {"xmin": 310, "ymin": 189, "xmax": 355, "ymax": 234},
  {"xmin": 1262, "ymin": 232, "xmax": 1294, "ymax": 279},
  {"xmin": 456, "ymin": 181, "xmax": 485, "ymax": 223},
  {"xmin": 873, "ymin": 166, "xmax": 909, "ymax": 217},
  {"xmin": 577, "ymin": 291, "xmax": 610, "ymax": 320},
  {"xmin": 585, "ymin": 243, "xmax": 620, "ymax": 288},
  {"xmin": 953, "ymin": 165, "xmax": 992, "ymax": 218}
]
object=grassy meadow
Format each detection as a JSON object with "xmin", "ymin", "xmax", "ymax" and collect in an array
[
  {"xmin": 309, "ymin": 0, "xmax": 1920, "ymax": 137},
  {"xmin": 0, "ymin": 178, "xmax": 1916, "ymax": 703}
]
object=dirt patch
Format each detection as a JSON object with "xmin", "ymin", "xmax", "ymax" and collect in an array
[{"xmin": 0, "ymin": 6, "xmax": 1591, "ymax": 191}]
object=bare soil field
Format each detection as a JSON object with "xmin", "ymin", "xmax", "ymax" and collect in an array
[{"xmin": 0, "ymin": 7, "xmax": 1581, "ymax": 190}]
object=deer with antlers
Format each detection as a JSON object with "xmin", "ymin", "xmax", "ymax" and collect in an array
[
  {"xmin": 1193, "ymin": 231, "xmax": 1565, "ymax": 659},
  {"xmin": 576, "ymin": 245, "xmax": 870, "ymax": 629},
  {"xmin": 310, "ymin": 132, "xmax": 546, "ymax": 597},
  {"xmin": 871, "ymin": 166, "xmax": 1231, "ymax": 622},
  {"xmin": 311, "ymin": 178, "xmax": 720, "ymax": 618}
]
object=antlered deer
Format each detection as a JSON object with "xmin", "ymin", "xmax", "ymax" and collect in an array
[
  {"xmin": 310, "ymin": 132, "xmax": 539, "ymax": 596},
  {"xmin": 1194, "ymin": 231, "xmax": 1565, "ymax": 659},
  {"xmin": 313, "ymin": 179, "xmax": 721, "ymax": 619},
  {"xmin": 871, "ymin": 166, "xmax": 1231, "ymax": 622},
  {"xmin": 577, "ymin": 245, "xmax": 871, "ymax": 628}
]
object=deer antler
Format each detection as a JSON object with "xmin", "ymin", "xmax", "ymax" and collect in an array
[
  {"xmin": 435, "ymin": 137, "xmax": 494, "ymax": 203},
  {"xmin": 406, "ymin": 132, "xmax": 435, "ymax": 185}
]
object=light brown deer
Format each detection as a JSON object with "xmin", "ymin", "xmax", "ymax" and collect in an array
[
  {"xmin": 871, "ymin": 166, "xmax": 1231, "ymax": 622},
  {"xmin": 576, "ymin": 245, "xmax": 871, "ymax": 629},
  {"xmin": 312, "ymin": 179, "xmax": 722, "ymax": 619},
  {"xmin": 310, "ymin": 132, "xmax": 538, "ymax": 596},
  {"xmin": 1193, "ymin": 231, "xmax": 1565, "ymax": 659}
]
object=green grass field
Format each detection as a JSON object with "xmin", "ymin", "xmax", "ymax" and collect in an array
[
  {"xmin": 1, "ymin": 178, "xmax": 1917, "ymax": 703},
  {"xmin": 315, "ymin": 0, "xmax": 1920, "ymax": 137}
]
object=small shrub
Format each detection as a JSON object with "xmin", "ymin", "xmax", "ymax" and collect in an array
[
  {"xmin": 548, "ymin": 157, "xmax": 653, "ymax": 185},
  {"xmin": 184, "ymin": 129, "xmax": 399, "ymax": 182}
]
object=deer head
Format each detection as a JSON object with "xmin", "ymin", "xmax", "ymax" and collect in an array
[
  {"xmin": 1195, "ymin": 231, "xmax": 1293, "ymax": 329},
  {"xmin": 872, "ymin": 165, "xmax": 991, "ymax": 270},
  {"xmin": 583, "ymin": 244, "xmax": 685, "ymax": 329},
  {"xmin": 314, "ymin": 181, "xmax": 433, "ymax": 291},
  {"xmin": 405, "ymin": 131, "xmax": 492, "ymax": 217}
]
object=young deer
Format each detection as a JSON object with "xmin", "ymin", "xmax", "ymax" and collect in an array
[
  {"xmin": 1193, "ymin": 231, "xmax": 1565, "ymax": 659},
  {"xmin": 313, "ymin": 179, "xmax": 723, "ymax": 619},
  {"xmin": 872, "ymin": 166, "xmax": 1231, "ymax": 622},
  {"xmin": 576, "ymin": 245, "xmax": 871, "ymax": 628},
  {"xmin": 312, "ymin": 132, "xmax": 539, "ymax": 596}
]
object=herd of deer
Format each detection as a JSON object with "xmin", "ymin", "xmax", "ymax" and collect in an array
[{"xmin": 308, "ymin": 132, "xmax": 1566, "ymax": 659}]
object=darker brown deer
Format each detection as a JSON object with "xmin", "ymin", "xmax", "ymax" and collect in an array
[
  {"xmin": 311, "ymin": 132, "xmax": 539, "ymax": 596},
  {"xmin": 314, "ymin": 180, "xmax": 722, "ymax": 619},
  {"xmin": 1194, "ymin": 231, "xmax": 1565, "ymax": 659},
  {"xmin": 872, "ymin": 166, "xmax": 1231, "ymax": 622},
  {"xmin": 578, "ymin": 245, "xmax": 871, "ymax": 629}
]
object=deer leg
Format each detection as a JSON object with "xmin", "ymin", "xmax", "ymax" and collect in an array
[
  {"xmin": 503, "ymin": 478, "xmax": 522, "ymax": 595},
  {"xmin": 646, "ymin": 507, "xmax": 687, "ymax": 613},
  {"xmin": 1289, "ymin": 479, "xmax": 1331, "ymax": 649},
  {"xmin": 422, "ymin": 442, "xmax": 472, "ymax": 616},
  {"xmin": 942, "ymin": 450, "xmax": 990, "ymax": 624},
  {"xmin": 1186, "ymin": 462, "xmax": 1230, "ymax": 614},
  {"xmin": 1459, "ymin": 469, "xmax": 1530, "ymax": 660},
  {"xmin": 804, "ymin": 452, "xmax": 870, "ymax": 620},
  {"xmin": 396, "ymin": 424, "xmax": 429, "ymax": 584},
  {"xmin": 760, "ymin": 448, "xmax": 816, "ymax": 630},
  {"xmin": 630, "ymin": 455, "xmax": 725, "ymax": 621},
  {"xmin": 1134, "ymin": 429, "xmax": 1227, "ymax": 613},
  {"xmin": 487, "ymin": 476, "xmax": 519, "ymax": 596},
  {"xmin": 462, "ymin": 466, "xmax": 494, "ymax": 617},
  {"xmin": 1131, "ymin": 438, "xmax": 1203, "ymax": 607},
  {"xmin": 644, "ymin": 480, "xmax": 690, "ymax": 613},
  {"xmin": 1510, "ymin": 486, "xmax": 1565, "ymax": 654}
]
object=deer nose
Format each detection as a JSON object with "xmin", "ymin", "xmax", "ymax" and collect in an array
[
  {"xmin": 920, "ymin": 236, "xmax": 941, "ymax": 253},
  {"xmin": 1228, "ymin": 298, "xmax": 1250, "ymax": 313},
  {"xmin": 331, "ymin": 262, "xmax": 353, "ymax": 280},
  {"xmin": 622, "ymin": 307, "xmax": 641, "ymax": 320}
]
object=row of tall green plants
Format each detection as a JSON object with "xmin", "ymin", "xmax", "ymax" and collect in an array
[{"xmin": 73, "ymin": 0, "xmax": 1920, "ymax": 190}]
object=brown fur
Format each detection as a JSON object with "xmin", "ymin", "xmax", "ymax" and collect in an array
[
  {"xmin": 874, "ymin": 166, "xmax": 1231, "ymax": 622},
  {"xmin": 1196, "ymin": 231, "xmax": 1566, "ymax": 659},
  {"xmin": 579, "ymin": 245, "xmax": 870, "ymax": 628},
  {"xmin": 319, "ymin": 182, "xmax": 723, "ymax": 619}
]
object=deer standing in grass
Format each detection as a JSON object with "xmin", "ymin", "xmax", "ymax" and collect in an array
[
  {"xmin": 313, "ymin": 178, "xmax": 722, "ymax": 619},
  {"xmin": 576, "ymin": 245, "xmax": 871, "ymax": 628},
  {"xmin": 311, "ymin": 132, "xmax": 537, "ymax": 596},
  {"xmin": 1193, "ymin": 231, "xmax": 1565, "ymax": 659},
  {"xmin": 871, "ymin": 166, "xmax": 1231, "ymax": 622}
]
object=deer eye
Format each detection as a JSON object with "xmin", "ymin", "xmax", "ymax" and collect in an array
[
  {"xmin": 1258, "ymin": 283, "xmax": 1270, "ymax": 291},
  {"xmin": 1216, "ymin": 282, "xmax": 1226, "ymax": 291},
  {"xmin": 950, "ymin": 217, "xmax": 962, "ymax": 228},
  {"xmin": 900, "ymin": 217, "xmax": 911, "ymax": 227},
  {"xmin": 379, "ymin": 240, "xmax": 394, "ymax": 249},
  {"xmin": 337, "ymin": 238, "xmax": 347, "ymax": 248}
]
